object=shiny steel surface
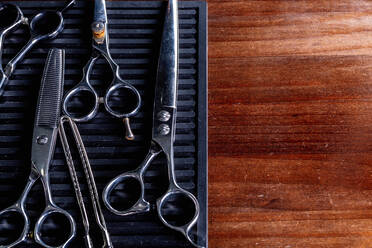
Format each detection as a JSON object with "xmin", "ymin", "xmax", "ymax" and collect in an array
[
  {"xmin": 0, "ymin": 49, "xmax": 76, "ymax": 248},
  {"xmin": 0, "ymin": 0, "xmax": 75, "ymax": 97},
  {"xmin": 62, "ymin": 0, "xmax": 141, "ymax": 141},
  {"xmin": 102, "ymin": 1, "xmax": 204, "ymax": 247},
  {"xmin": 59, "ymin": 115, "xmax": 113, "ymax": 248}
]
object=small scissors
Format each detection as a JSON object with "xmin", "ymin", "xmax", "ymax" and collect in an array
[
  {"xmin": 62, "ymin": 0, "xmax": 141, "ymax": 140},
  {"xmin": 102, "ymin": 1, "xmax": 204, "ymax": 247},
  {"xmin": 0, "ymin": 0, "xmax": 75, "ymax": 97},
  {"xmin": 0, "ymin": 49, "xmax": 75, "ymax": 248}
]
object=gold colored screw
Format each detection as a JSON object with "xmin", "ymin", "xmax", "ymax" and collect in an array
[
  {"xmin": 27, "ymin": 231, "xmax": 34, "ymax": 239},
  {"xmin": 92, "ymin": 22, "xmax": 105, "ymax": 40}
]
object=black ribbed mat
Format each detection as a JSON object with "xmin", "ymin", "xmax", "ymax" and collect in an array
[{"xmin": 0, "ymin": 1, "xmax": 207, "ymax": 247}]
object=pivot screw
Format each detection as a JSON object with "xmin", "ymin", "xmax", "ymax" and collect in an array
[
  {"xmin": 158, "ymin": 124, "xmax": 170, "ymax": 136},
  {"xmin": 157, "ymin": 110, "xmax": 171, "ymax": 122},
  {"xmin": 27, "ymin": 231, "xmax": 34, "ymax": 239},
  {"xmin": 92, "ymin": 21, "xmax": 105, "ymax": 43},
  {"xmin": 37, "ymin": 135, "xmax": 48, "ymax": 145},
  {"xmin": 92, "ymin": 21, "xmax": 105, "ymax": 33}
]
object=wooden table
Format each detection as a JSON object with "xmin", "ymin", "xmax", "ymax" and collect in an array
[{"xmin": 208, "ymin": 1, "xmax": 372, "ymax": 247}]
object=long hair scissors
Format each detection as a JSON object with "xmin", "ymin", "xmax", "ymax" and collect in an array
[
  {"xmin": 0, "ymin": 49, "xmax": 75, "ymax": 248},
  {"xmin": 0, "ymin": 0, "xmax": 75, "ymax": 97},
  {"xmin": 102, "ymin": 1, "xmax": 204, "ymax": 247},
  {"xmin": 62, "ymin": 0, "xmax": 141, "ymax": 141}
]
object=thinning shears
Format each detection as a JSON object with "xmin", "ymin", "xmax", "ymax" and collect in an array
[
  {"xmin": 0, "ymin": 49, "xmax": 75, "ymax": 248},
  {"xmin": 0, "ymin": 0, "xmax": 75, "ymax": 97},
  {"xmin": 102, "ymin": 1, "xmax": 205, "ymax": 247},
  {"xmin": 62, "ymin": 0, "xmax": 141, "ymax": 141}
]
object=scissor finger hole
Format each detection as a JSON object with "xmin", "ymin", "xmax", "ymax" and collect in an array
[
  {"xmin": 0, "ymin": 4, "xmax": 20, "ymax": 29},
  {"xmin": 187, "ymin": 224, "xmax": 206, "ymax": 247},
  {"xmin": 106, "ymin": 86, "xmax": 140, "ymax": 117},
  {"xmin": 37, "ymin": 212, "xmax": 71, "ymax": 247},
  {"xmin": 0, "ymin": 211, "xmax": 25, "ymax": 245},
  {"xmin": 30, "ymin": 11, "xmax": 63, "ymax": 38},
  {"xmin": 107, "ymin": 177, "xmax": 143, "ymax": 212},
  {"xmin": 64, "ymin": 89, "xmax": 97, "ymax": 120},
  {"xmin": 159, "ymin": 192, "xmax": 197, "ymax": 227}
]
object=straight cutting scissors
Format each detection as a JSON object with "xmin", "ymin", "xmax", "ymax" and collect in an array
[
  {"xmin": 62, "ymin": 0, "xmax": 141, "ymax": 141},
  {"xmin": 0, "ymin": 0, "xmax": 75, "ymax": 97},
  {"xmin": 0, "ymin": 49, "xmax": 75, "ymax": 248},
  {"xmin": 102, "ymin": 1, "xmax": 204, "ymax": 247}
]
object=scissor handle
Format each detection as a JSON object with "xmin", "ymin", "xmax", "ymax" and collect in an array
[
  {"xmin": 0, "ymin": 172, "xmax": 37, "ymax": 247},
  {"xmin": 0, "ymin": 4, "xmax": 25, "ymax": 56},
  {"xmin": 103, "ymin": 144, "xmax": 161, "ymax": 215},
  {"xmin": 29, "ymin": 0, "xmax": 75, "ymax": 40},
  {"xmin": 103, "ymin": 171, "xmax": 149, "ymax": 216},
  {"xmin": 104, "ymin": 79, "xmax": 141, "ymax": 140},
  {"xmin": 104, "ymin": 81, "xmax": 141, "ymax": 119},
  {"xmin": 0, "ymin": 4, "xmax": 26, "ymax": 98},
  {"xmin": 157, "ymin": 186, "xmax": 204, "ymax": 248},
  {"xmin": 0, "ymin": 204, "xmax": 29, "ymax": 248},
  {"xmin": 4, "ymin": 0, "xmax": 74, "ymax": 81},
  {"xmin": 0, "ymin": 4, "xmax": 25, "ymax": 35},
  {"xmin": 34, "ymin": 204, "xmax": 76, "ymax": 248},
  {"xmin": 63, "ymin": 55, "xmax": 100, "ymax": 122},
  {"xmin": 63, "ymin": 83, "xmax": 99, "ymax": 122}
]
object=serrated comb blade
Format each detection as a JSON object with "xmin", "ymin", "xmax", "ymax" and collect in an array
[{"xmin": 36, "ymin": 49, "xmax": 65, "ymax": 128}]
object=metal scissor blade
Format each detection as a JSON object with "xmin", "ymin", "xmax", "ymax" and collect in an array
[
  {"xmin": 35, "ymin": 49, "xmax": 64, "ymax": 128},
  {"xmin": 31, "ymin": 49, "xmax": 64, "ymax": 174},
  {"xmin": 94, "ymin": 0, "xmax": 107, "ymax": 24},
  {"xmin": 152, "ymin": 0, "xmax": 178, "ymax": 146},
  {"xmin": 154, "ymin": 0, "xmax": 179, "ymax": 109},
  {"xmin": 92, "ymin": 0, "xmax": 108, "ymax": 46}
]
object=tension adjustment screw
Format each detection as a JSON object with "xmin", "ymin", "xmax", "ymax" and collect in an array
[
  {"xmin": 158, "ymin": 124, "xmax": 170, "ymax": 136},
  {"xmin": 157, "ymin": 110, "xmax": 171, "ymax": 122},
  {"xmin": 37, "ymin": 135, "xmax": 48, "ymax": 145}
]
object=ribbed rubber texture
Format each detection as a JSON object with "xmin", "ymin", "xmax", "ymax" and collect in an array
[
  {"xmin": 36, "ymin": 48, "xmax": 64, "ymax": 128},
  {"xmin": 0, "ymin": 1, "xmax": 207, "ymax": 248}
]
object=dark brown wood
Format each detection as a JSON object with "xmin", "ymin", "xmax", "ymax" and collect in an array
[{"xmin": 208, "ymin": 1, "xmax": 372, "ymax": 247}]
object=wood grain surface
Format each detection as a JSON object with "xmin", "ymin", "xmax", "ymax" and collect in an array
[{"xmin": 208, "ymin": 1, "xmax": 372, "ymax": 248}]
